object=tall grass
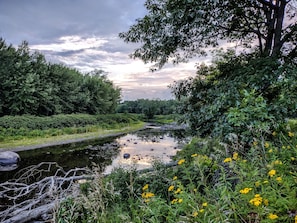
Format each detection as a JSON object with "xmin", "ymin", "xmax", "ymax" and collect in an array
[{"xmin": 56, "ymin": 129, "xmax": 297, "ymax": 222}]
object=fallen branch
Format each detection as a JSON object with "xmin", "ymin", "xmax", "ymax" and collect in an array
[{"xmin": 0, "ymin": 162, "xmax": 93, "ymax": 223}]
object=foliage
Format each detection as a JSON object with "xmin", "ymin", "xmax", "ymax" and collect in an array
[
  {"xmin": 0, "ymin": 39, "xmax": 120, "ymax": 116},
  {"xmin": 0, "ymin": 113, "xmax": 141, "ymax": 142},
  {"xmin": 117, "ymin": 99, "xmax": 179, "ymax": 119},
  {"xmin": 56, "ymin": 129, "xmax": 297, "ymax": 222},
  {"xmin": 171, "ymin": 52, "xmax": 297, "ymax": 145},
  {"xmin": 120, "ymin": 0, "xmax": 297, "ymax": 69}
]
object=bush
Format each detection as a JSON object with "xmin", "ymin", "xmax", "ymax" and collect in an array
[
  {"xmin": 172, "ymin": 53, "xmax": 297, "ymax": 147},
  {"xmin": 56, "ymin": 130, "xmax": 297, "ymax": 222}
]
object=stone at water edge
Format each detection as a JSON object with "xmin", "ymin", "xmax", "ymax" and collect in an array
[
  {"xmin": 123, "ymin": 153, "xmax": 130, "ymax": 159},
  {"xmin": 0, "ymin": 151, "xmax": 20, "ymax": 171}
]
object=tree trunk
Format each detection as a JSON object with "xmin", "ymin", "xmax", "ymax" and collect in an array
[{"xmin": 272, "ymin": 0, "xmax": 286, "ymax": 57}]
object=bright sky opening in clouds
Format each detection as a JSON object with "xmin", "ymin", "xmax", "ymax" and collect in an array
[{"xmin": 0, "ymin": 0, "xmax": 206, "ymax": 100}]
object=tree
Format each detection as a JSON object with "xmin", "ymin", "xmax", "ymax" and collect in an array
[
  {"xmin": 171, "ymin": 52, "xmax": 297, "ymax": 144},
  {"xmin": 0, "ymin": 39, "xmax": 121, "ymax": 116},
  {"xmin": 120, "ymin": 0, "xmax": 297, "ymax": 69}
]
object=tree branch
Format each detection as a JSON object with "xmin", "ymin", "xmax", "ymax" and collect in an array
[{"xmin": 0, "ymin": 162, "xmax": 93, "ymax": 223}]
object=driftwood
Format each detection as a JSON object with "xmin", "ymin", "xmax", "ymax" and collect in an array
[{"xmin": 0, "ymin": 162, "xmax": 93, "ymax": 223}]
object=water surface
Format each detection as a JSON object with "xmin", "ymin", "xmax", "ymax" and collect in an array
[{"xmin": 0, "ymin": 127, "xmax": 188, "ymax": 182}]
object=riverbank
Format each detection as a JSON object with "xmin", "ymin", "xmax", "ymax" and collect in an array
[{"xmin": 0, "ymin": 122, "xmax": 147, "ymax": 152}]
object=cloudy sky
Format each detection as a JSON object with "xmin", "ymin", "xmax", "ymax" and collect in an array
[{"xmin": 0, "ymin": 0, "xmax": 209, "ymax": 100}]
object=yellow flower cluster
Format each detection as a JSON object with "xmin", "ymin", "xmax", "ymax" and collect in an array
[
  {"xmin": 272, "ymin": 160, "xmax": 283, "ymax": 165},
  {"xmin": 192, "ymin": 203, "xmax": 208, "ymax": 217},
  {"xmin": 174, "ymin": 188, "xmax": 182, "ymax": 194},
  {"xmin": 223, "ymin": 152, "xmax": 240, "ymax": 163},
  {"xmin": 288, "ymin": 131, "xmax": 294, "ymax": 137},
  {"xmin": 142, "ymin": 184, "xmax": 149, "ymax": 191},
  {"xmin": 240, "ymin": 187, "xmax": 252, "ymax": 194},
  {"xmin": 168, "ymin": 185, "xmax": 175, "ymax": 192},
  {"xmin": 249, "ymin": 194, "xmax": 263, "ymax": 206},
  {"xmin": 141, "ymin": 184, "xmax": 154, "ymax": 202},
  {"xmin": 223, "ymin": 157, "xmax": 232, "ymax": 163},
  {"xmin": 142, "ymin": 192, "xmax": 155, "ymax": 199},
  {"xmin": 232, "ymin": 152, "xmax": 239, "ymax": 160},
  {"xmin": 202, "ymin": 202, "xmax": 208, "ymax": 207},
  {"xmin": 268, "ymin": 213, "xmax": 278, "ymax": 220},
  {"xmin": 178, "ymin": 159, "xmax": 186, "ymax": 165},
  {"xmin": 268, "ymin": 169, "xmax": 276, "ymax": 177},
  {"xmin": 171, "ymin": 198, "xmax": 183, "ymax": 204}
]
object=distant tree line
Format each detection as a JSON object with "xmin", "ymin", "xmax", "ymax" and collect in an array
[
  {"xmin": 117, "ymin": 99, "xmax": 178, "ymax": 119},
  {"xmin": 0, "ymin": 39, "xmax": 120, "ymax": 117}
]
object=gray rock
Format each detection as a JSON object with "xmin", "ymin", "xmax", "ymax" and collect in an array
[{"xmin": 0, "ymin": 151, "xmax": 20, "ymax": 171}]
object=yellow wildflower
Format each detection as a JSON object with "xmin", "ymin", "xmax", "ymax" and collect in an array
[
  {"xmin": 268, "ymin": 149, "xmax": 273, "ymax": 153},
  {"xmin": 291, "ymin": 157, "xmax": 295, "ymax": 161},
  {"xmin": 232, "ymin": 152, "xmax": 239, "ymax": 160},
  {"xmin": 268, "ymin": 169, "xmax": 276, "ymax": 177},
  {"xmin": 174, "ymin": 188, "xmax": 182, "ymax": 194},
  {"xmin": 265, "ymin": 142, "xmax": 270, "ymax": 148},
  {"xmin": 142, "ymin": 184, "xmax": 149, "ymax": 191},
  {"xmin": 202, "ymin": 202, "xmax": 208, "ymax": 207},
  {"xmin": 191, "ymin": 153, "xmax": 198, "ymax": 157},
  {"xmin": 178, "ymin": 159, "xmax": 185, "ymax": 165},
  {"xmin": 178, "ymin": 198, "xmax": 183, "ymax": 203},
  {"xmin": 192, "ymin": 211, "xmax": 198, "ymax": 217},
  {"xmin": 276, "ymin": 177, "xmax": 282, "ymax": 182},
  {"xmin": 268, "ymin": 213, "xmax": 278, "ymax": 220},
  {"xmin": 199, "ymin": 209, "xmax": 205, "ymax": 213},
  {"xmin": 141, "ymin": 192, "xmax": 155, "ymax": 199},
  {"xmin": 272, "ymin": 131, "xmax": 277, "ymax": 136},
  {"xmin": 171, "ymin": 198, "xmax": 178, "ymax": 204},
  {"xmin": 223, "ymin": 157, "xmax": 232, "ymax": 163},
  {"xmin": 264, "ymin": 199, "xmax": 269, "ymax": 206},
  {"xmin": 255, "ymin": 181, "xmax": 261, "ymax": 187},
  {"xmin": 273, "ymin": 160, "xmax": 282, "ymax": 165},
  {"xmin": 288, "ymin": 131, "xmax": 294, "ymax": 137},
  {"xmin": 240, "ymin": 187, "xmax": 252, "ymax": 194},
  {"xmin": 168, "ymin": 185, "xmax": 175, "ymax": 192},
  {"xmin": 173, "ymin": 176, "xmax": 178, "ymax": 180},
  {"xmin": 249, "ymin": 194, "xmax": 263, "ymax": 207},
  {"xmin": 295, "ymin": 215, "xmax": 297, "ymax": 223}
]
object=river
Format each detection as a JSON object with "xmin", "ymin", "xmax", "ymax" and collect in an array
[{"xmin": 0, "ymin": 126, "xmax": 188, "ymax": 182}]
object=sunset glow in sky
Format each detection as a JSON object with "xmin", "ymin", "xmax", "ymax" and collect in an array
[{"xmin": 0, "ymin": 0, "xmax": 210, "ymax": 100}]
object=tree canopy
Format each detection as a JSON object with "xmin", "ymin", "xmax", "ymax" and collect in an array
[
  {"xmin": 120, "ymin": 0, "xmax": 297, "ymax": 69},
  {"xmin": 0, "ymin": 39, "xmax": 121, "ymax": 116}
]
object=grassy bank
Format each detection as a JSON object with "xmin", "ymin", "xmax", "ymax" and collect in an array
[
  {"xmin": 56, "ymin": 128, "xmax": 297, "ymax": 222},
  {"xmin": 0, "ymin": 113, "xmax": 145, "ymax": 150}
]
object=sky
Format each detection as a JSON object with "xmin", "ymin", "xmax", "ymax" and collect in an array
[{"xmin": 0, "ymin": 0, "xmax": 209, "ymax": 100}]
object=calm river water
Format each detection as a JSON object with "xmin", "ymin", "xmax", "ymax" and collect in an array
[{"xmin": 0, "ymin": 127, "xmax": 188, "ymax": 182}]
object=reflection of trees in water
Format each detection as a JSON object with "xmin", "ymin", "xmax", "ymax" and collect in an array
[
  {"xmin": 0, "ymin": 128, "xmax": 190, "ymax": 183},
  {"xmin": 0, "ymin": 141, "xmax": 120, "ymax": 183},
  {"xmin": 135, "ymin": 129, "xmax": 190, "ymax": 144}
]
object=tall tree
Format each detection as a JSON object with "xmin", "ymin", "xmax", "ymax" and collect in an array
[{"xmin": 120, "ymin": 0, "xmax": 297, "ymax": 69}]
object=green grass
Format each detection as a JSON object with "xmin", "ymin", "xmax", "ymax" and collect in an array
[
  {"xmin": 56, "ymin": 129, "xmax": 297, "ymax": 223},
  {"xmin": 0, "ymin": 114, "xmax": 145, "ymax": 149}
]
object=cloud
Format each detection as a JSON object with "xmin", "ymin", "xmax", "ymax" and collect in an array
[{"xmin": 0, "ymin": 0, "xmax": 206, "ymax": 100}]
